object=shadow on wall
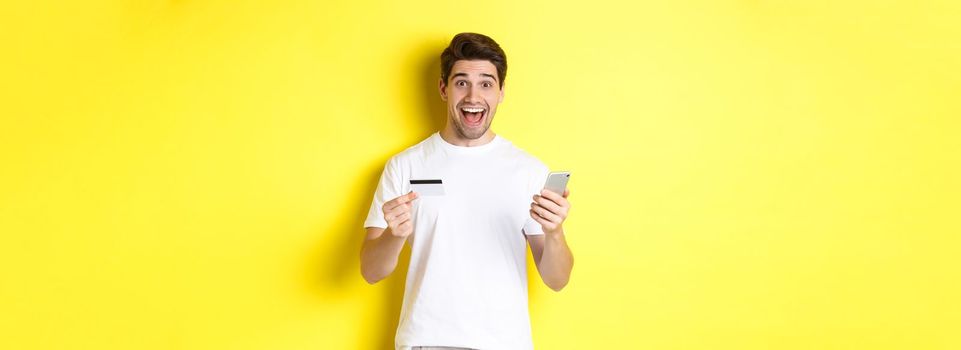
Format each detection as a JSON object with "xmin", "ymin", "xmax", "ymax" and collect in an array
[
  {"xmin": 312, "ymin": 39, "xmax": 449, "ymax": 350},
  {"xmin": 418, "ymin": 43, "xmax": 449, "ymax": 135}
]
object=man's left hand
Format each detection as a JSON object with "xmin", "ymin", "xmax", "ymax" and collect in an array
[{"xmin": 530, "ymin": 188, "xmax": 571, "ymax": 236}]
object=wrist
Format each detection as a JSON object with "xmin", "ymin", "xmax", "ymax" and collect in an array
[
  {"xmin": 544, "ymin": 226, "xmax": 565, "ymax": 237},
  {"xmin": 384, "ymin": 228, "xmax": 409, "ymax": 242}
]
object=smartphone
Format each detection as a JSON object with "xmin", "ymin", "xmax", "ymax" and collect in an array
[{"xmin": 543, "ymin": 171, "xmax": 571, "ymax": 195}]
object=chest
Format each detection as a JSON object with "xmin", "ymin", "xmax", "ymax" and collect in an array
[{"xmin": 406, "ymin": 157, "xmax": 532, "ymax": 224}]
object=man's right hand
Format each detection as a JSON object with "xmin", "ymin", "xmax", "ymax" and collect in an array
[{"xmin": 382, "ymin": 191, "xmax": 419, "ymax": 238}]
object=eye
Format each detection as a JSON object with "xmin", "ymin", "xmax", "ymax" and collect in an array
[
  {"xmin": 482, "ymin": 82, "xmax": 493, "ymax": 88},
  {"xmin": 456, "ymin": 80, "xmax": 468, "ymax": 87}
]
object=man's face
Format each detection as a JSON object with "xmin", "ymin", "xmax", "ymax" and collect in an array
[{"xmin": 439, "ymin": 60, "xmax": 504, "ymax": 140}]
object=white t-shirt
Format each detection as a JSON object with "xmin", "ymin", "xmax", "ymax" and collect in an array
[{"xmin": 364, "ymin": 132, "xmax": 550, "ymax": 350}]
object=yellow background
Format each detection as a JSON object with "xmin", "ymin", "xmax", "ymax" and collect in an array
[{"xmin": 2, "ymin": 1, "xmax": 959, "ymax": 349}]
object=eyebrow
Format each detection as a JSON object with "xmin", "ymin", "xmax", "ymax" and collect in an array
[{"xmin": 451, "ymin": 72, "xmax": 498, "ymax": 82}]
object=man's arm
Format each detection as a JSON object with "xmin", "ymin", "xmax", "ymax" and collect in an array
[
  {"xmin": 527, "ymin": 232, "xmax": 574, "ymax": 291},
  {"xmin": 360, "ymin": 191, "xmax": 418, "ymax": 284},
  {"xmin": 360, "ymin": 227, "xmax": 407, "ymax": 284},
  {"xmin": 528, "ymin": 188, "xmax": 575, "ymax": 291}
]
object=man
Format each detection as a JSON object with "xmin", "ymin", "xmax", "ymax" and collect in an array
[{"xmin": 360, "ymin": 32, "xmax": 574, "ymax": 350}]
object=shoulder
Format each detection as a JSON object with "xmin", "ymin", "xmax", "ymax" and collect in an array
[
  {"xmin": 499, "ymin": 135, "xmax": 550, "ymax": 175},
  {"xmin": 386, "ymin": 134, "xmax": 436, "ymax": 167}
]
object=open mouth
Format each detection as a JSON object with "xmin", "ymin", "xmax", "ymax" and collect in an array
[{"xmin": 460, "ymin": 106, "xmax": 486, "ymax": 127}]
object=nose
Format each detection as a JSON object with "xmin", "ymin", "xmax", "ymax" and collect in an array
[{"xmin": 465, "ymin": 86, "xmax": 482, "ymax": 103}]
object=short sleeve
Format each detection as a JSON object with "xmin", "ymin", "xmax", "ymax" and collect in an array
[
  {"xmin": 522, "ymin": 162, "xmax": 551, "ymax": 236},
  {"xmin": 364, "ymin": 156, "xmax": 405, "ymax": 229}
]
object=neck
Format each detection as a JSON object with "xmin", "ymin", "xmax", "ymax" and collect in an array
[{"xmin": 439, "ymin": 126, "xmax": 496, "ymax": 147}]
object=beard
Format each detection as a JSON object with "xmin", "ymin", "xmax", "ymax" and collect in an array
[{"xmin": 449, "ymin": 106, "xmax": 493, "ymax": 140}]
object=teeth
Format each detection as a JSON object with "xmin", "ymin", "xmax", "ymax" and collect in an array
[{"xmin": 462, "ymin": 108, "xmax": 484, "ymax": 113}]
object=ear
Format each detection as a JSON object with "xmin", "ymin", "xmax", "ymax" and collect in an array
[
  {"xmin": 498, "ymin": 83, "xmax": 505, "ymax": 104},
  {"xmin": 438, "ymin": 78, "xmax": 448, "ymax": 101}
]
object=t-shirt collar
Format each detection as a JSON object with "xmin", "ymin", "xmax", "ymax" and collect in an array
[{"xmin": 433, "ymin": 132, "xmax": 502, "ymax": 154}]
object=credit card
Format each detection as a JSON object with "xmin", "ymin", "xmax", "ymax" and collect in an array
[{"xmin": 410, "ymin": 179, "xmax": 445, "ymax": 196}]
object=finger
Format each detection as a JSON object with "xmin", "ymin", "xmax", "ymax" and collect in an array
[
  {"xmin": 539, "ymin": 188, "xmax": 566, "ymax": 203},
  {"xmin": 532, "ymin": 195, "xmax": 564, "ymax": 215},
  {"xmin": 531, "ymin": 203, "xmax": 562, "ymax": 223},
  {"xmin": 563, "ymin": 188, "xmax": 570, "ymax": 198},
  {"xmin": 385, "ymin": 195, "xmax": 418, "ymax": 214},
  {"xmin": 530, "ymin": 210, "xmax": 549, "ymax": 225},
  {"xmin": 393, "ymin": 191, "xmax": 419, "ymax": 207},
  {"xmin": 384, "ymin": 202, "xmax": 412, "ymax": 218},
  {"xmin": 535, "ymin": 191, "xmax": 569, "ymax": 211},
  {"xmin": 530, "ymin": 209, "xmax": 556, "ymax": 230},
  {"xmin": 393, "ymin": 216, "xmax": 411, "ymax": 228},
  {"xmin": 385, "ymin": 191, "xmax": 419, "ymax": 211},
  {"xmin": 388, "ymin": 211, "xmax": 411, "ymax": 225}
]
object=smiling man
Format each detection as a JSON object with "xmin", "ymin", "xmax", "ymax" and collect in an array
[{"xmin": 360, "ymin": 32, "xmax": 575, "ymax": 350}]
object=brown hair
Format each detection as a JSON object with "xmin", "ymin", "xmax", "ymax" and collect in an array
[{"xmin": 440, "ymin": 32, "xmax": 507, "ymax": 89}]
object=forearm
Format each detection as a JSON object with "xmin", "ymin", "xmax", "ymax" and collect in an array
[
  {"xmin": 539, "ymin": 231, "xmax": 574, "ymax": 291},
  {"xmin": 360, "ymin": 228, "xmax": 407, "ymax": 284}
]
